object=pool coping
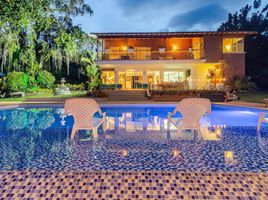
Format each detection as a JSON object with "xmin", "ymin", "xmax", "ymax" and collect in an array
[{"xmin": 0, "ymin": 101, "xmax": 268, "ymax": 111}]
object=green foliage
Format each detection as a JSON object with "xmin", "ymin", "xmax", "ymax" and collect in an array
[
  {"xmin": 6, "ymin": 71, "xmax": 29, "ymax": 92},
  {"xmin": 0, "ymin": 108, "xmax": 76, "ymax": 169},
  {"xmin": 28, "ymin": 86, "xmax": 53, "ymax": 94},
  {"xmin": 0, "ymin": 0, "xmax": 95, "ymax": 79},
  {"xmin": 0, "ymin": 77, "xmax": 8, "ymax": 92},
  {"xmin": 227, "ymin": 76, "xmax": 257, "ymax": 92},
  {"xmin": 218, "ymin": 0, "xmax": 268, "ymax": 88},
  {"xmin": 81, "ymin": 52, "xmax": 101, "ymax": 91},
  {"xmin": 36, "ymin": 70, "xmax": 56, "ymax": 89}
]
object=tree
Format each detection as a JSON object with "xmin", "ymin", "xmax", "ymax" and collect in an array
[
  {"xmin": 0, "ymin": 0, "xmax": 94, "ymax": 80},
  {"xmin": 218, "ymin": 0, "xmax": 268, "ymax": 88},
  {"xmin": 81, "ymin": 52, "xmax": 101, "ymax": 91}
]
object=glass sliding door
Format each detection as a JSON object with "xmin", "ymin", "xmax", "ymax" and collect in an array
[
  {"xmin": 119, "ymin": 72, "xmax": 126, "ymax": 89},
  {"xmin": 101, "ymin": 71, "xmax": 115, "ymax": 84},
  {"xmin": 119, "ymin": 71, "xmax": 142, "ymax": 89}
]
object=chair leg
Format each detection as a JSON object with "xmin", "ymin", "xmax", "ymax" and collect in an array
[
  {"xmin": 93, "ymin": 128, "xmax": 98, "ymax": 140},
  {"xmin": 167, "ymin": 114, "xmax": 171, "ymax": 131},
  {"xmin": 196, "ymin": 128, "xmax": 202, "ymax": 140},
  {"xmin": 102, "ymin": 119, "xmax": 107, "ymax": 132},
  {"xmin": 71, "ymin": 125, "xmax": 77, "ymax": 139},
  {"xmin": 257, "ymin": 119, "xmax": 262, "ymax": 132},
  {"xmin": 178, "ymin": 127, "xmax": 183, "ymax": 135},
  {"xmin": 257, "ymin": 113, "xmax": 264, "ymax": 132}
]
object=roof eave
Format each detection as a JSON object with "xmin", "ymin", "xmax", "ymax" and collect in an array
[{"xmin": 91, "ymin": 31, "xmax": 257, "ymax": 39}]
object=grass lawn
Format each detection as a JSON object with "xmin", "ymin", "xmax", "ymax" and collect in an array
[
  {"xmin": 0, "ymin": 91, "xmax": 86, "ymax": 103},
  {"xmin": 239, "ymin": 91, "xmax": 268, "ymax": 103}
]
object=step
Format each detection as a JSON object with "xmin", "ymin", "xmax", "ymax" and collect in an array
[
  {"xmin": 26, "ymin": 98, "xmax": 67, "ymax": 102},
  {"xmin": 105, "ymin": 90, "xmax": 148, "ymax": 100},
  {"xmin": 108, "ymin": 95, "xmax": 146, "ymax": 97}
]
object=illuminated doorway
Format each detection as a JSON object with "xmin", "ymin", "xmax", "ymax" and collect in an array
[{"xmin": 119, "ymin": 71, "xmax": 142, "ymax": 89}]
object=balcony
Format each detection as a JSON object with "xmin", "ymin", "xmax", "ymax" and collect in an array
[{"xmin": 96, "ymin": 48, "xmax": 205, "ymax": 61}]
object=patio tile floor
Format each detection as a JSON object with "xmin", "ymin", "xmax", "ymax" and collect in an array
[{"xmin": 0, "ymin": 171, "xmax": 267, "ymax": 200}]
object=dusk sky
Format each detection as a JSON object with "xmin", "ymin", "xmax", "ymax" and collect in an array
[{"xmin": 74, "ymin": 0, "xmax": 255, "ymax": 33}]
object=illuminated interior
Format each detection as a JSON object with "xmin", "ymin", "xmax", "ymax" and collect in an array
[
  {"xmin": 223, "ymin": 38, "xmax": 244, "ymax": 53},
  {"xmin": 147, "ymin": 71, "xmax": 160, "ymax": 85},
  {"xmin": 163, "ymin": 71, "xmax": 186, "ymax": 82},
  {"xmin": 101, "ymin": 71, "xmax": 115, "ymax": 84},
  {"xmin": 119, "ymin": 71, "xmax": 142, "ymax": 89}
]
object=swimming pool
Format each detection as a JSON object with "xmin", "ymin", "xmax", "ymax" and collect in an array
[{"xmin": 0, "ymin": 104, "xmax": 268, "ymax": 172}]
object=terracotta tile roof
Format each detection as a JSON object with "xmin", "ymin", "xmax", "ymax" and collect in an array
[{"xmin": 91, "ymin": 31, "xmax": 257, "ymax": 38}]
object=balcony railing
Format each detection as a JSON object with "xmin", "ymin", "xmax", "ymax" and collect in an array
[{"xmin": 96, "ymin": 49, "xmax": 205, "ymax": 61}]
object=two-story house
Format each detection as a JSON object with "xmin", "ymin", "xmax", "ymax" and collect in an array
[{"xmin": 93, "ymin": 31, "xmax": 255, "ymax": 90}]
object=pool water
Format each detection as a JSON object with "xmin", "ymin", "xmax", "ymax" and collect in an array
[{"xmin": 0, "ymin": 104, "xmax": 268, "ymax": 172}]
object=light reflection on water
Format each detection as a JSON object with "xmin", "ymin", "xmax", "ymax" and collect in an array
[{"xmin": 0, "ymin": 105, "xmax": 268, "ymax": 171}]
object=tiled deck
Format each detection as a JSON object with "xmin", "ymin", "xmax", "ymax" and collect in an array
[{"xmin": 1, "ymin": 171, "xmax": 268, "ymax": 199}]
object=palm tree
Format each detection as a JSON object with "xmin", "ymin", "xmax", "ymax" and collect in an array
[
  {"xmin": 81, "ymin": 52, "xmax": 101, "ymax": 91},
  {"xmin": 52, "ymin": 31, "xmax": 78, "ymax": 75}
]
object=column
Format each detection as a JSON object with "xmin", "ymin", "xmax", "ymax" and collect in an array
[
  {"xmin": 189, "ymin": 67, "xmax": 196, "ymax": 89},
  {"xmin": 114, "ymin": 70, "xmax": 118, "ymax": 84},
  {"xmin": 160, "ymin": 70, "xmax": 164, "ymax": 83},
  {"xmin": 142, "ymin": 70, "xmax": 148, "ymax": 83}
]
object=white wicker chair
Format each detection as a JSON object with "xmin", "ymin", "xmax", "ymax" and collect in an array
[
  {"xmin": 257, "ymin": 112, "xmax": 268, "ymax": 132},
  {"xmin": 64, "ymin": 98, "xmax": 106, "ymax": 139},
  {"xmin": 167, "ymin": 98, "xmax": 211, "ymax": 134}
]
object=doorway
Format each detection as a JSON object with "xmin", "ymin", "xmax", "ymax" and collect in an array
[{"xmin": 119, "ymin": 71, "xmax": 142, "ymax": 89}]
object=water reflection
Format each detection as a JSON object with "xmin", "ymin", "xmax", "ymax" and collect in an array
[
  {"xmin": 257, "ymin": 130, "xmax": 268, "ymax": 155},
  {"xmin": 0, "ymin": 106, "xmax": 268, "ymax": 172},
  {"xmin": 102, "ymin": 112, "xmax": 224, "ymax": 142},
  {"xmin": 0, "ymin": 108, "xmax": 74, "ymax": 170}
]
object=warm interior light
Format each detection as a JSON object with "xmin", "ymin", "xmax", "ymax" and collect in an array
[
  {"xmin": 225, "ymin": 45, "xmax": 231, "ymax": 51},
  {"xmin": 122, "ymin": 46, "xmax": 127, "ymax": 50},
  {"xmin": 172, "ymin": 45, "xmax": 178, "ymax": 51}
]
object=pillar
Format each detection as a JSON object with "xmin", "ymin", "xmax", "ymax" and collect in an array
[
  {"xmin": 142, "ymin": 70, "xmax": 148, "ymax": 83},
  {"xmin": 160, "ymin": 70, "xmax": 164, "ymax": 83},
  {"xmin": 114, "ymin": 71, "xmax": 118, "ymax": 84}
]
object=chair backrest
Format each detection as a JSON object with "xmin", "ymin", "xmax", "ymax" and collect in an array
[
  {"xmin": 173, "ymin": 98, "xmax": 211, "ymax": 115},
  {"xmin": 173, "ymin": 98, "xmax": 211, "ymax": 129},
  {"xmin": 65, "ymin": 98, "xmax": 102, "ymax": 121}
]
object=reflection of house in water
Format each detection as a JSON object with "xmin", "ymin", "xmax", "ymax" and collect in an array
[
  {"xmin": 105, "ymin": 108, "xmax": 166, "ymax": 133},
  {"xmin": 104, "ymin": 108, "xmax": 223, "ymax": 142}
]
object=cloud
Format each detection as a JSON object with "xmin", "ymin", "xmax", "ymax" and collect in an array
[
  {"xmin": 167, "ymin": 4, "xmax": 228, "ymax": 31},
  {"xmin": 117, "ymin": 0, "xmax": 181, "ymax": 15}
]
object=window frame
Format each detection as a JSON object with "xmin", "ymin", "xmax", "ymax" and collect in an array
[{"xmin": 222, "ymin": 37, "xmax": 245, "ymax": 54}]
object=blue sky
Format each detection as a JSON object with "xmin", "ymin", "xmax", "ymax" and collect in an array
[{"xmin": 74, "ymin": 0, "xmax": 254, "ymax": 33}]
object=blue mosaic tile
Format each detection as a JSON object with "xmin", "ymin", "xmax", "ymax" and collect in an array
[{"xmin": 0, "ymin": 106, "xmax": 268, "ymax": 172}]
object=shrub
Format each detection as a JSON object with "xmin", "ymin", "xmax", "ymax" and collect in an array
[
  {"xmin": 65, "ymin": 83, "xmax": 85, "ymax": 91},
  {"xmin": 6, "ymin": 71, "xmax": 29, "ymax": 92},
  {"xmin": 28, "ymin": 86, "xmax": 53, "ymax": 94},
  {"xmin": 227, "ymin": 76, "xmax": 257, "ymax": 92},
  {"xmin": 36, "ymin": 70, "xmax": 55, "ymax": 89}
]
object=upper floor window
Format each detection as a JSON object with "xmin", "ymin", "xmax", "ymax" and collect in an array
[{"xmin": 223, "ymin": 38, "xmax": 244, "ymax": 53}]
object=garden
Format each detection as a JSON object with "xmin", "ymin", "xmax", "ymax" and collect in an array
[{"xmin": 0, "ymin": 0, "xmax": 101, "ymax": 102}]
